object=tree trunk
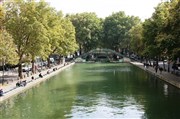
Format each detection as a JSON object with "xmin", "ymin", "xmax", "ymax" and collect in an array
[
  {"xmin": 18, "ymin": 63, "xmax": 23, "ymax": 79},
  {"xmin": 47, "ymin": 57, "xmax": 50, "ymax": 68},
  {"xmin": 140, "ymin": 56, "xmax": 143, "ymax": 63},
  {"xmin": 58, "ymin": 55, "xmax": 61, "ymax": 64},
  {"xmin": 168, "ymin": 60, "xmax": 170, "ymax": 72},
  {"xmin": 79, "ymin": 44, "xmax": 82, "ymax": 55},
  {"xmin": 32, "ymin": 59, "xmax": 35, "ymax": 74},
  {"xmin": 155, "ymin": 57, "xmax": 159, "ymax": 73},
  {"xmin": 75, "ymin": 51, "xmax": 78, "ymax": 57}
]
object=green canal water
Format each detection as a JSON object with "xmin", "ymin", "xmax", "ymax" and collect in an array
[{"xmin": 0, "ymin": 63, "xmax": 180, "ymax": 119}]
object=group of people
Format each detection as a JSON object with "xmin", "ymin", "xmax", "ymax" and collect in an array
[
  {"xmin": 16, "ymin": 80, "xmax": 27, "ymax": 87},
  {"xmin": 15, "ymin": 72, "xmax": 44, "ymax": 88},
  {"xmin": 1, "ymin": 66, "xmax": 59, "ymax": 97},
  {"xmin": 144, "ymin": 62, "xmax": 163, "ymax": 74}
]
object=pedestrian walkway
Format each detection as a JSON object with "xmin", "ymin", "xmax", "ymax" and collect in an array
[
  {"xmin": 131, "ymin": 61, "xmax": 180, "ymax": 88},
  {"xmin": 0, "ymin": 62, "xmax": 75, "ymax": 102}
]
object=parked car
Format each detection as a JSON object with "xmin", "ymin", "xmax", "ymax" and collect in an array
[
  {"xmin": 177, "ymin": 63, "xmax": 180, "ymax": 70},
  {"xmin": 22, "ymin": 63, "xmax": 32, "ymax": 72}
]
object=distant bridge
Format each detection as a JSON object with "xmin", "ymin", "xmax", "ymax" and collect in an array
[{"xmin": 75, "ymin": 48, "xmax": 125, "ymax": 63}]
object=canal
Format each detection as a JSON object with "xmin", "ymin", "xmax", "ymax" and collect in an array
[{"xmin": 0, "ymin": 63, "xmax": 180, "ymax": 119}]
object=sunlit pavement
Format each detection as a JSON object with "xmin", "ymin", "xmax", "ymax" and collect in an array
[
  {"xmin": 0, "ymin": 62, "xmax": 74, "ymax": 102},
  {"xmin": 131, "ymin": 61, "xmax": 180, "ymax": 88}
]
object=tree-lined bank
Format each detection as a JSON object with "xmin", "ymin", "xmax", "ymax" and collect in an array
[{"xmin": 0, "ymin": 0, "xmax": 179, "ymax": 79}]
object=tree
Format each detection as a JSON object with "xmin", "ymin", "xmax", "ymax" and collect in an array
[
  {"xmin": 164, "ymin": 0, "xmax": 180, "ymax": 60},
  {"xmin": 26, "ymin": 1, "xmax": 50, "ymax": 73},
  {"xmin": 4, "ymin": 0, "xmax": 50, "ymax": 78},
  {"xmin": 0, "ymin": 30, "xmax": 18, "ymax": 64},
  {"xmin": 44, "ymin": 10, "xmax": 78, "ymax": 67},
  {"xmin": 129, "ymin": 23, "xmax": 144, "ymax": 57},
  {"xmin": 44, "ymin": 10, "xmax": 66, "ymax": 67},
  {"xmin": 0, "ymin": 5, "xmax": 17, "ymax": 64},
  {"xmin": 61, "ymin": 17, "xmax": 78, "ymax": 56},
  {"xmin": 68, "ymin": 12, "xmax": 102, "ymax": 54},
  {"xmin": 0, "ymin": 5, "xmax": 4, "ymax": 29},
  {"xmin": 143, "ymin": 18, "xmax": 160, "ymax": 66},
  {"xmin": 142, "ymin": 1, "xmax": 171, "ymax": 69},
  {"xmin": 103, "ymin": 11, "xmax": 141, "ymax": 52}
]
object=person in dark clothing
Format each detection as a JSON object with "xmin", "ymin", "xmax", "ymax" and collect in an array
[
  {"xmin": 0, "ymin": 89, "xmax": 3, "ymax": 96},
  {"xmin": 172, "ymin": 62, "xmax": 178, "ymax": 73},
  {"xmin": 159, "ymin": 67, "xmax": 163, "ymax": 74},
  {"xmin": 21, "ymin": 80, "xmax": 27, "ymax": 86},
  {"xmin": 39, "ymin": 73, "xmax": 43, "ymax": 78},
  {"xmin": 155, "ymin": 65, "xmax": 158, "ymax": 73},
  {"xmin": 31, "ymin": 76, "xmax": 34, "ymax": 80},
  {"xmin": 16, "ymin": 81, "xmax": 21, "ymax": 87}
]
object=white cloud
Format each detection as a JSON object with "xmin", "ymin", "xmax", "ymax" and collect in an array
[{"xmin": 45, "ymin": 0, "xmax": 162, "ymax": 20}]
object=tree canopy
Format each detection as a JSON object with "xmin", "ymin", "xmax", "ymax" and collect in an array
[
  {"xmin": 0, "ymin": 4, "xmax": 17, "ymax": 64},
  {"xmin": 68, "ymin": 12, "xmax": 103, "ymax": 54},
  {"xmin": 3, "ymin": 0, "xmax": 78, "ymax": 78},
  {"xmin": 103, "ymin": 11, "xmax": 141, "ymax": 51},
  {"xmin": 0, "ymin": 0, "xmax": 179, "ymax": 78},
  {"xmin": 129, "ymin": 0, "xmax": 179, "ymax": 61}
]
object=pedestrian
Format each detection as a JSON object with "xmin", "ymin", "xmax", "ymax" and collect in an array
[
  {"xmin": 31, "ymin": 76, "xmax": 34, "ymax": 80},
  {"xmin": 155, "ymin": 65, "xmax": 158, "ymax": 73},
  {"xmin": 159, "ymin": 67, "xmax": 163, "ymax": 74},
  {"xmin": 144, "ymin": 63, "xmax": 146, "ymax": 69},
  {"xmin": 16, "ymin": 81, "xmax": 20, "ymax": 87},
  {"xmin": 39, "ymin": 73, "xmax": 43, "ymax": 78},
  {"xmin": 172, "ymin": 62, "xmax": 178, "ymax": 73},
  {"xmin": 47, "ymin": 70, "xmax": 50, "ymax": 74},
  {"xmin": 153, "ymin": 62, "xmax": 156, "ymax": 68},
  {"xmin": 0, "ymin": 89, "xmax": 3, "ymax": 96}
]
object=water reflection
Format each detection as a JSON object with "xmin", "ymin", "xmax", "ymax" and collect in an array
[
  {"xmin": 85, "ymin": 67, "xmax": 131, "ymax": 73},
  {"xmin": 0, "ymin": 63, "xmax": 180, "ymax": 119},
  {"xmin": 164, "ymin": 84, "xmax": 168, "ymax": 96},
  {"xmin": 69, "ymin": 94, "xmax": 145, "ymax": 118}
]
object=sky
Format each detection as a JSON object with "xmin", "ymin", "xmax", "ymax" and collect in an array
[{"xmin": 45, "ymin": 0, "xmax": 162, "ymax": 21}]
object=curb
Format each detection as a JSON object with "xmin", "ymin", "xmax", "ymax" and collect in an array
[
  {"xmin": 130, "ymin": 62, "xmax": 180, "ymax": 89},
  {"xmin": 0, "ymin": 62, "xmax": 75, "ymax": 103}
]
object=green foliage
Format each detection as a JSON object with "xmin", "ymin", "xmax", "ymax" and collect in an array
[
  {"xmin": 0, "ymin": 30, "xmax": 18, "ymax": 64},
  {"xmin": 44, "ymin": 7, "xmax": 64, "ymax": 57},
  {"xmin": 129, "ymin": 23, "xmax": 144, "ymax": 55},
  {"xmin": 142, "ymin": 0, "xmax": 179, "ymax": 60},
  {"xmin": 164, "ymin": 0, "xmax": 180, "ymax": 59},
  {"xmin": 1, "ymin": 0, "xmax": 179, "ymax": 70},
  {"xmin": 23, "ymin": 1, "xmax": 50, "ymax": 60},
  {"xmin": 3, "ymin": 0, "xmax": 78, "ymax": 77},
  {"xmin": 60, "ymin": 18, "xmax": 78, "ymax": 55},
  {"xmin": 68, "ymin": 12, "xmax": 103, "ymax": 53},
  {"xmin": 45, "ymin": 10, "xmax": 78, "ymax": 58},
  {"xmin": 0, "ymin": 5, "xmax": 5, "ymax": 28},
  {"xmin": 0, "ymin": 3, "xmax": 18, "ymax": 64},
  {"xmin": 142, "ymin": 19, "xmax": 159, "ymax": 57},
  {"xmin": 103, "ymin": 11, "xmax": 141, "ymax": 51}
]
